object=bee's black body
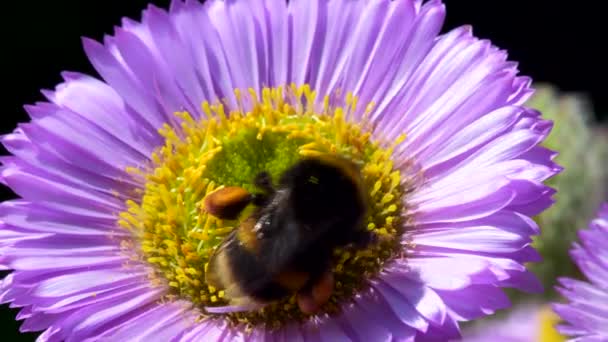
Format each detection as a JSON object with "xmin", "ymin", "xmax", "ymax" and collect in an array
[{"xmin": 205, "ymin": 155, "xmax": 373, "ymax": 306}]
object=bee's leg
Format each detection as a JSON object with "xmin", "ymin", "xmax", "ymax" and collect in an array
[
  {"xmin": 296, "ymin": 257, "xmax": 333, "ymax": 314},
  {"xmin": 297, "ymin": 270, "xmax": 334, "ymax": 315},
  {"xmin": 204, "ymin": 186, "xmax": 253, "ymax": 220},
  {"xmin": 254, "ymin": 171, "xmax": 275, "ymax": 194}
]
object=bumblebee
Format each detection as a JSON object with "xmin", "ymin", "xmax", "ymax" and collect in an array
[{"xmin": 203, "ymin": 154, "xmax": 376, "ymax": 309}]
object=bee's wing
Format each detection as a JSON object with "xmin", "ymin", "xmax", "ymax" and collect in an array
[
  {"xmin": 205, "ymin": 223, "xmax": 270, "ymax": 305},
  {"xmin": 205, "ymin": 229, "xmax": 238, "ymax": 290},
  {"xmin": 207, "ymin": 216, "xmax": 300, "ymax": 305},
  {"xmin": 222, "ymin": 284, "xmax": 263, "ymax": 307},
  {"xmin": 205, "ymin": 302, "xmax": 267, "ymax": 314}
]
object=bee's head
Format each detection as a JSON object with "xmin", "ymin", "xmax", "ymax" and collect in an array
[{"xmin": 280, "ymin": 156, "xmax": 367, "ymax": 227}]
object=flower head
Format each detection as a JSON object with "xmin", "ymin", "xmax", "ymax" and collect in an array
[
  {"xmin": 461, "ymin": 303, "xmax": 565, "ymax": 342},
  {"xmin": 0, "ymin": 0, "xmax": 558, "ymax": 341},
  {"xmin": 553, "ymin": 204, "xmax": 608, "ymax": 341}
]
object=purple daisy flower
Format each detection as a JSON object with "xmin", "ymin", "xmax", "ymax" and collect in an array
[
  {"xmin": 553, "ymin": 204, "xmax": 608, "ymax": 341},
  {"xmin": 0, "ymin": 0, "xmax": 559, "ymax": 341},
  {"xmin": 461, "ymin": 303, "xmax": 565, "ymax": 342}
]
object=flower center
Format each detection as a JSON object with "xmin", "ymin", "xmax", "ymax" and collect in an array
[{"xmin": 119, "ymin": 85, "xmax": 406, "ymax": 328}]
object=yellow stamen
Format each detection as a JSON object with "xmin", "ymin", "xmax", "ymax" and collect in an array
[{"xmin": 120, "ymin": 85, "xmax": 407, "ymax": 329}]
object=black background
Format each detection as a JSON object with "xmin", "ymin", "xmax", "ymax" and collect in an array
[{"xmin": 0, "ymin": 1, "xmax": 605, "ymax": 341}]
